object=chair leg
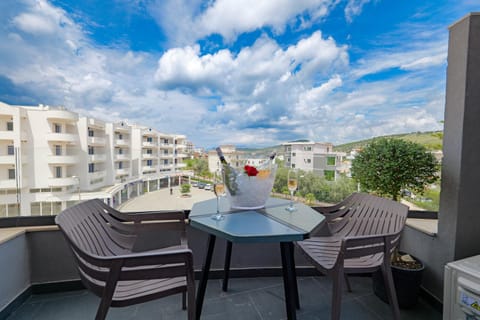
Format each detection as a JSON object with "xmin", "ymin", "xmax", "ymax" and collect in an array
[
  {"xmin": 95, "ymin": 263, "xmax": 122, "ymax": 320},
  {"xmin": 331, "ymin": 268, "xmax": 344, "ymax": 320},
  {"xmin": 344, "ymin": 274, "xmax": 352, "ymax": 292},
  {"xmin": 381, "ymin": 263, "xmax": 401, "ymax": 320}
]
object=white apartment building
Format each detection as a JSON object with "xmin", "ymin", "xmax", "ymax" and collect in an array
[
  {"xmin": 208, "ymin": 145, "xmax": 245, "ymax": 173},
  {"xmin": 0, "ymin": 101, "xmax": 191, "ymax": 217},
  {"xmin": 283, "ymin": 141, "xmax": 347, "ymax": 181}
]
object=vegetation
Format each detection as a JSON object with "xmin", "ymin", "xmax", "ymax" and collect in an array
[
  {"xmin": 273, "ymin": 167, "xmax": 357, "ymax": 203},
  {"xmin": 184, "ymin": 158, "xmax": 212, "ymax": 178},
  {"xmin": 334, "ymin": 131, "xmax": 443, "ymax": 152},
  {"xmin": 351, "ymin": 138, "xmax": 438, "ymax": 201},
  {"xmin": 180, "ymin": 184, "xmax": 191, "ymax": 195}
]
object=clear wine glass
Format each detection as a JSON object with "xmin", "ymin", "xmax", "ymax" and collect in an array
[
  {"xmin": 212, "ymin": 170, "xmax": 226, "ymax": 220},
  {"xmin": 285, "ymin": 168, "xmax": 298, "ymax": 212}
]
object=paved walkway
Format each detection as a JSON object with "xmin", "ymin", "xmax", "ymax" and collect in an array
[{"xmin": 118, "ymin": 186, "xmax": 216, "ymax": 212}]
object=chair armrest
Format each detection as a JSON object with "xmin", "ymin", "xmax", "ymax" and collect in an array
[
  {"xmin": 96, "ymin": 246, "xmax": 193, "ymax": 266},
  {"xmin": 340, "ymin": 233, "xmax": 401, "ymax": 259}
]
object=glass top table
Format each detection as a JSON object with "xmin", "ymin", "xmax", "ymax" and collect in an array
[{"xmin": 189, "ymin": 197, "xmax": 325, "ymax": 320}]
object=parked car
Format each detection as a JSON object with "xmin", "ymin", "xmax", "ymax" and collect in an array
[
  {"xmin": 197, "ymin": 182, "xmax": 206, "ymax": 189},
  {"xmin": 204, "ymin": 183, "xmax": 213, "ymax": 191},
  {"xmin": 191, "ymin": 181, "xmax": 199, "ymax": 187}
]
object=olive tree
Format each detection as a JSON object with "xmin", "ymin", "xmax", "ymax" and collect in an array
[{"xmin": 351, "ymin": 138, "xmax": 438, "ymax": 201}]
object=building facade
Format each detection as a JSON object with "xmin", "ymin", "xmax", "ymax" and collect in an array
[
  {"xmin": 0, "ymin": 101, "xmax": 191, "ymax": 217},
  {"xmin": 282, "ymin": 141, "xmax": 347, "ymax": 180},
  {"xmin": 208, "ymin": 145, "xmax": 245, "ymax": 173}
]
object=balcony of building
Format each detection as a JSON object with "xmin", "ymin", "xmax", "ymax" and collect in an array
[
  {"xmin": 47, "ymin": 155, "xmax": 77, "ymax": 165},
  {"xmin": 86, "ymin": 136, "xmax": 106, "ymax": 146},
  {"xmin": 46, "ymin": 132, "xmax": 78, "ymax": 144},
  {"xmin": 87, "ymin": 170, "xmax": 106, "ymax": 180},
  {"xmin": 0, "ymin": 155, "xmax": 15, "ymax": 165},
  {"xmin": 114, "ymin": 138, "xmax": 129, "ymax": 147},
  {"xmin": 47, "ymin": 176, "xmax": 78, "ymax": 187},
  {"xmin": 87, "ymin": 154, "xmax": 106, "ymax": 163},
  {"xmin": 45, "ymin": 109, "xmax": 78, "ymax": 122},
  {"xmin": 114, "ymin": 153, "xmax": 130, "ymax": 161},
  {"xmin": 142, "ymin": 140, "xmax": 158, "ymax": 148}
]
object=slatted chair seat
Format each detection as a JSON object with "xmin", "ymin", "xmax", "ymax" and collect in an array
[
  {"xmin": 55, "ymin": 199, "xmax": 195, "ymax": 320},
  {"xmin": 295, "ymin": 193, "xmax": 408, "ymax": 320}
]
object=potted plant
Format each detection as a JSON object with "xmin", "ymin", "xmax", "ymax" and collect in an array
[{"xmin": 372, "ymin": 250, "xmax": 424, "ymax": 308}]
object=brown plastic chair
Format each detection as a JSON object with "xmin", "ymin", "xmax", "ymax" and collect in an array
[
  {"xmin": 296, "ymin": 193, "xmax": 408, "ymax": 320},
  {"xmin": 55, "ymin": 199, "xmax": 195, "ymax": 320}
]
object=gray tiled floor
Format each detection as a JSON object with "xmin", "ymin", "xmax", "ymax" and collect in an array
[{"xmin": 7, "ymin": 276, "xmax": 441, "ymax": 320}]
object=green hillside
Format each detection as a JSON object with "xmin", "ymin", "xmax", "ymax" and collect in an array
[{"xmin": 334, "ymin": 131, "xmax": 443, "ymax": 153}]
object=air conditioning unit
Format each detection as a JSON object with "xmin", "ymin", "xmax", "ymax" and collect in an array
[{"xmin": 444, "ymin": 255, "xmax": 480, "ymax": 319}]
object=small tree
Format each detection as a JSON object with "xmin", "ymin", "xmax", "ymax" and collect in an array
[
  {"xmin": 351, "ymin": 138, "xmax": 438, "ymax": 201},
  {"xmin": 181, "ymin": 184, "xmax": 191, "ymax": 195}
]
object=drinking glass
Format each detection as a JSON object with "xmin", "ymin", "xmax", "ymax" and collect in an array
[
  {"xmin": 285, "ymin": 169, "xmax": 298, "ymax": 212},
  {"xmin": 212, "ymin": 171, "xmax": 226, "ymax": 220}
]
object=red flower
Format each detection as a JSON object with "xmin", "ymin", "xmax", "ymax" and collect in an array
[{"xmin": 244, "ymin": 165, "xmax": 259, "ymax": 177}]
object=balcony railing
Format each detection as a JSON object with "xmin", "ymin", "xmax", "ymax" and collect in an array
[
  {"xmin": 45, "ymin": 109, "xmax": 78, "ymax": 122},
  {"xmin": 114, "ymin": 154, "xmax": 130, "ymax": 161},
  {"xmin": 88, "ymin": 170, "xmax": 106, "ymax": 180},
  {"xmin": 0, "ymin": 155, "xmax": 15, "ymax": 165},
  {"xmin": 46, "ymin": 133, "xmax": 78, "ymax": 143},
  {"xmin": 88, "ymin": 154, "xmax": 106, "ymax": 162},
  {"xmin": 87, "ymin": 136, "xmax": 106, "ymax": 146},
  {"xmin": 48, "ymin": 176, "xmax": 78, "ymax": 187},
  {"xmin": 0, "ymin": 131, "xmax": 16, "ymax": 140},
  {"xmin": 48, "ymin": 155, "xmax": 77, "ymax": 165}
]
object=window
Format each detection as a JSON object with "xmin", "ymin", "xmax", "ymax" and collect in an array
[
  {"xmin": 118, "ymin": 133, "xmax": 123, "ymax": 140},
  {"xmin": 147, "ymin": 159, "xmax": 153, "ymax": 166},
  {"xmin": 164, "ymin": 150, "xmax": 168, "ymax": 155},
  {"xmin": 306, "ymin": 158, "xmax": 311, "ymax": 163},
  {"xmin": 118, "ymin": 161, "xmax": 123, "ymax": 169},
  {"xmin": 327, "ymin": 156, "xmax": 336, "ymax": 166},
  {"xmin": 119, "ymin": 148, "xmax": 123, "ymax": 154},
  {"xmin": 7, "ymin": 145, "xmax": 14, "ymax": 155},
  {"xmin": 88, "ymin": 129, "xmax": 94, "ymax": 137},
  {"xmin": 88, "ymin": 146, "xmax": 94, "ymax": 155},
  {"xmin": 292, "ymin": 152, "xmax": 296, "ymax": 156},
  {"xmin": 55, "ymin": 145, "xmax": 62, "ymax": 156},
  {"xmin": 54, "ymin": 123, "xmax": 61, "ymax": 133},
  {"xmin": 304, "ymin": 146, "xmax": 312, "ymax": 151},
  {"xmin": 147, "ymin": 149, "xmax": 152, "ymax": 154},
  {"xmin": 55, "ymin": 166, "xmax": 62, "ymax": 178},
  {"xmin": 8, "ymin": 169, "xmax": 15, "ymax": 179},
  {"xmin": 291, "ymin": 164, "xmax": 296, "ymax": 168},
  {"xmin": 7, "ymin": 121, "xmax": 13, "ymax": 131},
  {"xmin": 163, "ymin": 159, "xmax": 169, "ymax": 165},
  {"xmin": 147, "ymin": 137, "xmax": 153, "ymax": 142},
  {"xmin": 324, "ymin": 170, "xmax": 335, "ymax": 181},
  {"xmin": 89, "ymin": 163, "xmax": 95, "ymax": 173}
]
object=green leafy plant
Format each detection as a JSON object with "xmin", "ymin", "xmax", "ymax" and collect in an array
[
  {"xmin": 351, "ymin": 138, "xmax": 438, "ymax": 201},
  {"xmin": 180, "ymin": 184, "xmax": 191, "ymax": 195}
]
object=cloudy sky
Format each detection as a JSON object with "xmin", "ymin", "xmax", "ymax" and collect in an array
[{"xmin": 0, "ymin": 0, "xmax": 478, "ymax": 148}]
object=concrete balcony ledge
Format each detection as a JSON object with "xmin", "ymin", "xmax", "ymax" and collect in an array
[
  {"xmin": 46, "ymin": 133, "xmax": 77, "ymax": 143},
  {"xmin": 87, "ymin": 137, "xmax": 105, "ymax": 146},
  {"xmin": 0, "ymin": 155, "xmax": 15, "ymax": 164}
]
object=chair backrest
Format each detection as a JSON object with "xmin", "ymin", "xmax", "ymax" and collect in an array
[
  {"xmin": 56, "ymin": 199, "xmax": 136, "ymax": 258},
  {"xmin": 321, "ymin": 193, "xmax": 408, "ymax": 238},
  {"xmin": 56, "ymin": 199, "xmax": 139, "ymax": 296}
]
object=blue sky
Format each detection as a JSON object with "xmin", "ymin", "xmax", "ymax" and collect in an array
[{"xmin": 0, "ymin": 0, "xmax": 478, "ymax": 148}]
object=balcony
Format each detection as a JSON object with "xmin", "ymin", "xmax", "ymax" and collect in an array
[
  {"xmin": 45, "ymin": 109, "xmax": 78, "ymax": 122},
  {"xmin": 143, "ymin": 154, "xmax": 157, "ymax": 161},
  {"xmin": 142, "ymin": 166, "xmax": 156, "ymax": 173},
  {"xmin": 87, "ymin": 118, "xmax": 105, "ymax": 129},
  {"xmin": 114, "ymin": 139, "xmax": 129, "ymax": 146},
  {"xmin": 0, "ymin": 131, "xmax": 16, "ymax": 140},
  {"xmin": 0, "ymin": 192, "xmax": 442, "ymax": 320},
  {"xmin": 46, "ymin": 133, "xmax": 77, "ymax": 143},
  {"xmin": 159, "ymin": 143, "xmax": 174, "ymax": 148},
  {"xmin": 48, "ymin": 176, "xmax": 78, "ymax": 187},
  {"xmin": 115, "ymin": 168, "xmax": 129, "ymax": 176},
  {"xmin": 0, "ymin": 179, "xmax": 16, "ymax": 189},
  {"xmin": 86, "ymin": 136, "xmax": 105, "ymax": 146},
  {"xmin": 175, "ymin": 163, "xmax": 187, "ymax": 168},
  {"xmin": 0, "ymin": 155, "xmax": 15, "ymax": 164},
  {"xmin": 87, "ymin": 154, "xmax": 106, "ymax": 162},
  {"xmin": 159, "ymin": 153, "xmax": 173, "ymax": 158},
  {"xmin": 142, "ymin": 141, "xmax": 157, "ymax": 147},
  {"xmin": 114, "ymin": 153, "xmax": 130, "ymax": 161},
  {"xmin": 48, "ymin": 155, "xmax": 77, "ymax": 165},
  {"xmin": 88, "ymin": 170, "xmax": 106, "ymax": 180}
]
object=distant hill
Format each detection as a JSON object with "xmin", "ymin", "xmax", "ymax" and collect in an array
[{"xmin": 334, "ymin": 131, "xmax": 443, "ymax": 153}]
